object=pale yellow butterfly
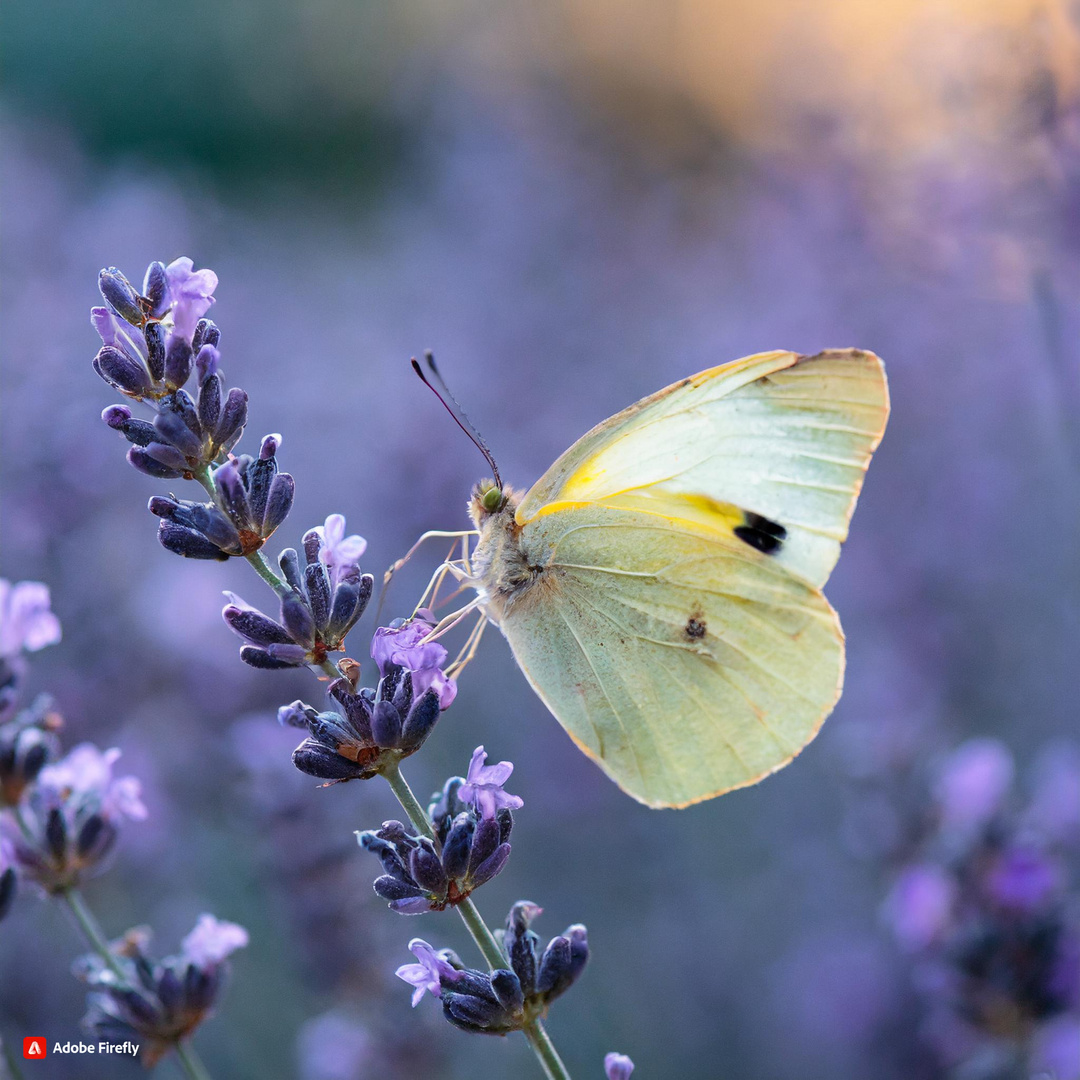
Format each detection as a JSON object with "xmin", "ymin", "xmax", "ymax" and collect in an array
[{"xmin": 422, "ymin": 349, "xmax": 888, "ymax": 809}]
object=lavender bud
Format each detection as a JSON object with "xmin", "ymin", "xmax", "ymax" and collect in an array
[
  {"xmin": 94, "ymin": 346, "xmax": 150, "ymax": 397},
  {"xmin": 143, "ymin": 261, "xmax": 169, "ymax": 318},
  {"xmin": 400, "ymin": 691, "xmax": 440, "ymax": 752},
  {"xmin": 468, "ymin": 816, "xmax": 501, "ymax": 875},
  {"xmin": 259, "ymin": 433, "xmax": 281, "ymax": 459},
  {"xmin": 154, "ymin": 409, "xmax": 202, "ymax": 460},
  {"xmin": 223, "ymin": 605, "xmax": 293, "ymax": 648},
  {"xmin": 374, "ymin": 875, "xmax": 428, "ymax": 903},
  {"xmin": 371, "ymin": 700, "xmax": 402, "ymax": 748},
  {"xmin": 278, "ymin": 549, "xmax": 304, "ymax": 593},
  {"xmin": 302, "ymin": 529, "xmax": 322, "ymax": 566},
  {"xmin": 99, "ymin": 268, "xmax": 144, "ymax": 325},
  {"xmin": 214, "ymin": 388, "xmax": 248, "ymax": 452},
  {"xmin": 261, "ymin": 474, "xmax": 294, "ymax": 536},
  {"xmin": 442, "ymin": 814, "xmax": 476, "ymax": 882},
  {"xmin": 192, "ymin": 319, "xmax": 220, "ymax": 353},
  {"xmin": 144, "ymin": 322, "xmax": 166, "ymax": 382},
  {"xmin": 164, "ymin": 334, "xmax": 193, "ymax": 388},
  {"xmin": 409, "ymin": 842, "xmax": 448, "ymax": 895},
  {"xmin": 158, "ymin": 521, "xmax": 229, "ymax": 560},
  {"xmin": 144, "ymin": 442, "xmax": 191, "ymax": 473},
  {"xmin": 469, "ymin": 843, "xmax": 511, "ymax": 888},
  {"xmin": 195, "ymin": 344, "xmax": 220, "ymax": 385},
  {"xmin": 304, "ymin": 562, "xmax": 332, "ymax": 630},
  {"xmin": 197, "ymin": 373, "xmax": 223, "ymax": 434},
  {"xmin": 129, "ymin": 447, "xmax": 184, "ymax": 480},
  {"xmin": 239, "ymin": 646, "xmax": 299, "ymax": 670},
  {"xmin": 491, "ymin": 969, "xmax": 525, "ymax": 1014},
  {"xmin": 280, "ymin": 594, "xmax": 315, "ymax": 649}
]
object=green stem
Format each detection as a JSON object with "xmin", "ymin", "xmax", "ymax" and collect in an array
[
  {"xmin": 382, "ymin": 759, "xmax": 438, "ymax": 843},
  {"xmin": 523, "ymin": 1020, "xmax": 572, "ymax": 1080},
  {"xmin": 244, "ymin": 550, "xmax": 290, "ymax": 596},
  {"xmin": 381, "ymin": 762, "xmax": 573, "ymax": 1079},
  {"xmin": 174, "ymin": 1039, "xmax": 213, "ymax": 1080},
  {"xmin": 59, "ymin": 888, "xmax": 127, "ymax": 983},
  {"xmin": 456, "ymin": 895, "xmax": 509, "ymax": 972}
]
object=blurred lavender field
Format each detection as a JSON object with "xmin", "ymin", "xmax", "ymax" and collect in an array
[{"xmin": 1, "ymin": 2, "xmax": 1078, "ymax": 1078}]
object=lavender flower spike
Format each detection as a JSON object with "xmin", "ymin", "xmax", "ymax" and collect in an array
[
  {"xmin": 459, "ymin": 746, "xmax": 524, "ymax": 819},
  {"xmin": 605, "ymin": 1053, "xmax": 635, "ymax": 1080},
  {"xmin": 165, "ymin": 257, "xmax": 218, "ymax": 342},
  {"xmin": 0, "ymin": 580, "xmax": 62, "ymax": 657},
  {"xmin": 396, "ymin": 938, "xmax": 463, "ymax": 1006},
  {"xmin": 314, "ymin": 514, "xmax": 367, "ymax": 589}
]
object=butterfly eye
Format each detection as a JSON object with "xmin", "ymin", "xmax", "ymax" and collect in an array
[{"xmin": 482, "ymin": 486, "xmax": 504, "ymax": 513}]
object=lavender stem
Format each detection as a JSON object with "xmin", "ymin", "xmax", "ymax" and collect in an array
[
  {"xmin": 59, "ymin": 888, "xmax": 127, "ymax": 983},
  {"xmin": 175, "ymin": 1040, "xmax": 214, "ymax": 1080},
  {"xmin": 382, "ymin": 761, "xmax": 573, "ymax": 1080}
]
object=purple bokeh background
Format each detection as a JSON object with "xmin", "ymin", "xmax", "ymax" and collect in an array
[{"xmin": 2, "ymin": 6, "xmax": 1079, "ymax": 1076}]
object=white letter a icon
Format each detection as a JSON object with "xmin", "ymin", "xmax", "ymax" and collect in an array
[{"xmin": 27, "ymin": 1041, "xmax": 43, "ymax": 1055}]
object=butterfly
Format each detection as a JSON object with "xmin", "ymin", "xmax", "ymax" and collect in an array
[{"xmin": 414, "ymin": 349, "xmax": 889, "ymax": 808}]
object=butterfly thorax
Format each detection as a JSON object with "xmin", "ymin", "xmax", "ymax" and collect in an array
[{"xmin": 468, "ymin": 483, "xmax": 547, "ymax": 624}]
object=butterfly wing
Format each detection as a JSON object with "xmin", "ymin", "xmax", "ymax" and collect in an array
[
  {"xmin": 494, "ymin": 349, "xmax": 887, "ymax": 807},
  {"xmin": 500, "ymin": 504, "xmax": 844, "ymax": 807},
  {"xmin": 516, "ymin": 349, "xmax": 889, "ymax": 589}
]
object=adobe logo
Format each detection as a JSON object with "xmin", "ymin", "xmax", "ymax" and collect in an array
[{"xmin": 23, "ymin": 1037, "xmax": 47, "ymax": 1059}]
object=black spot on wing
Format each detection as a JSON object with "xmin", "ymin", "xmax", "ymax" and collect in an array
[
  {"xmin": 734, "ymin": 511, "xmax": 787, "ymax": 555},
  {"xmin": 684, "ymin": 617, "xmax": 707, "ymax": 640}
]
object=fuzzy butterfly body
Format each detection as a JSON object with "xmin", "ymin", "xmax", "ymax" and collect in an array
[{"xmin": 467, "ymin": 349, "xmax": 889, "ymax": 808}]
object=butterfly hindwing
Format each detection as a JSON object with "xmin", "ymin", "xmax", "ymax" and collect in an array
[{"xmin": 501, "ymin": 504, "xmax": 844, "ymax": 808}]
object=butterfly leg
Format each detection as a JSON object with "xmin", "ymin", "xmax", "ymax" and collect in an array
[
  {"xmin": 383, "ymin": 529, "xmax": 479, "ymax": 589},
  {"xmin": 445, "ymin": 611, "xmax": 489, "ymax": 679}
]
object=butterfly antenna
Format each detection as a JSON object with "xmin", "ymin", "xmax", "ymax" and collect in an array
[{"xmin": 412, "ymin": 351, "xmax": 502, "ymax": 489}]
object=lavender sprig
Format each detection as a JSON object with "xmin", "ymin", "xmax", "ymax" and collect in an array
[
  {"xmin": 0, "ymin": 582, "xmax": 239, "ymax": 1080},
  {"xmin": 87, "ymin": 258, "xmax": 586, "ymax": 1080}
]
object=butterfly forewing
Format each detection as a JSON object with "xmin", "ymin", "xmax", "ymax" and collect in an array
[{"xmin": 516, "ymin": 349, "xmax": 889, "ymax": 589}]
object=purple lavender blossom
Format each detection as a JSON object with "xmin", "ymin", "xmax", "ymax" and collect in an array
[
  {"xmin": 371, "ymin": 615, "xmax": 456, "ymax": 709},
  {"xmin": 605, "ymin": 1052, "xmax": 635, "ymax": 1079},
  {"xmin": 165, "ymin": 257, "xmax": 218, "ymax": 342},
  {"xmin": 181, "ymin": 913, "xmax": 250, "ymax": 967},
  {"xmin": 933, "ymin": 738, "xmax": 1014, "ymax": 829},
  {"xmin": 37, "ymin": 744, "xmax": 148, "ymax": 822},
  {"xmin": 313, "ymin": 514, "xmax": 367, "ymax": 589},
  {"xmin": 79, "ymin": 916, "xmax": 247, "ymax": 1067},
  {"xmin": 0, "ymin": 580, "xmax": 62, "ymax": 657},
  {"xmin": 459, "ymin": 746, "xmax": 524, "ymax": 819},
  {"xmin": 884, "ymin": 863, "xmax": 955, "ymax": 950},
  {"xmin": 396, "ymin": 938, "xmax": 463, "ymax": 1006}
]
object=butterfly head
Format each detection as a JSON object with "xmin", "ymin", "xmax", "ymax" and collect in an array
[{"xmin": 469, "ymin": 479, "xmax": 520, "ymax": 529}]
